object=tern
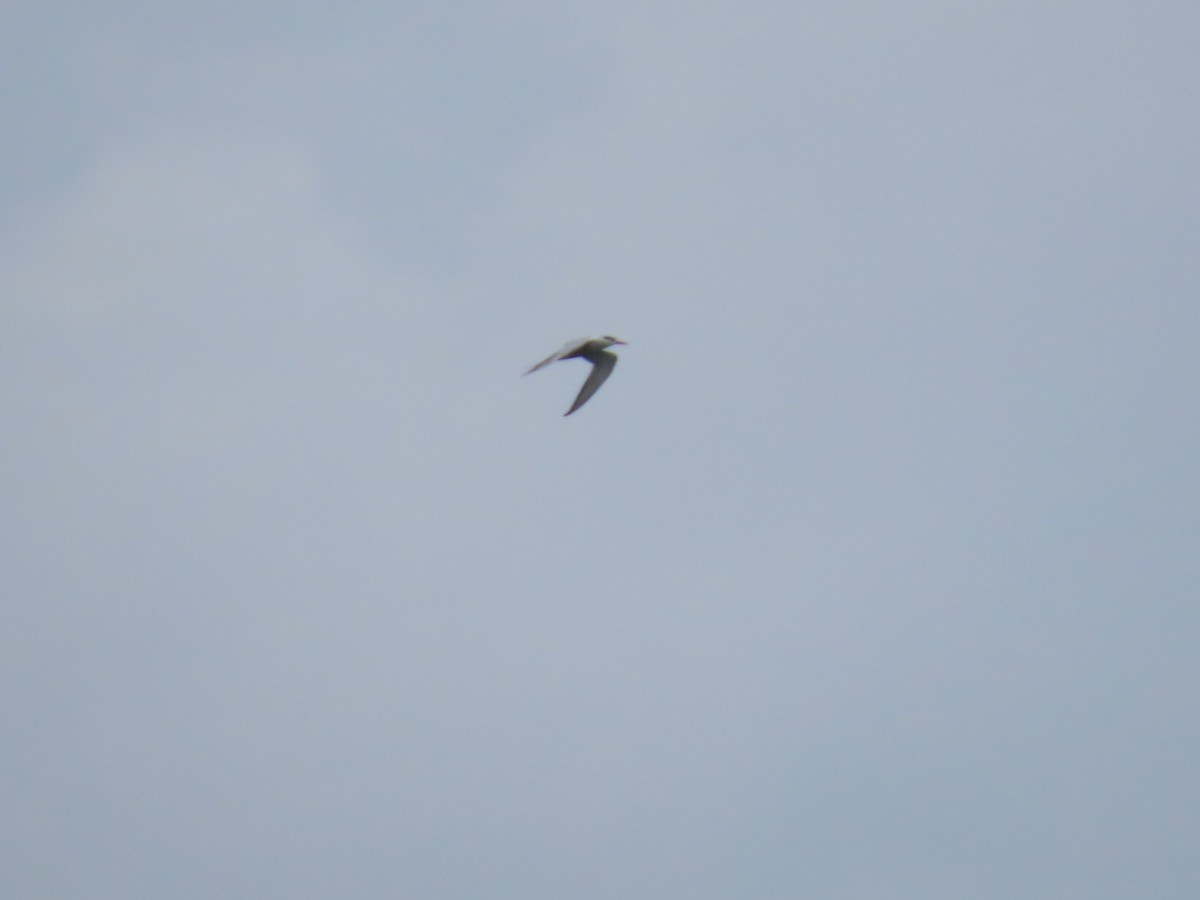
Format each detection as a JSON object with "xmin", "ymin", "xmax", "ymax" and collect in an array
[{"xmin": 525, "ymin": 335, "xmax": 628, "ymax": 415}]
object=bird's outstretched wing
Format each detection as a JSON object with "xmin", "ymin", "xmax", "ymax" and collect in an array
[
  {"xmin": 524, "ymin": 338, "xmax": 590, "ymax": 375},
  {"xmin": 565, "ymin": 349, "xmax": 617, "ymax": 416}
]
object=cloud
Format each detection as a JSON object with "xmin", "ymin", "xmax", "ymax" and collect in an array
[{"xmin": 5, "ymin": 5, "xmax": 1200, "ymax": 899}]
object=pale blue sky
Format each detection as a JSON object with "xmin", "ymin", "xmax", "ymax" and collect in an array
[{"xmin": 3, "ymin": 3, "xmax": 1199, "ymax": 897}]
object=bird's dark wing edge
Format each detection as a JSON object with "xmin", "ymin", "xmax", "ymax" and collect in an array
[{"xmin": 564, "ymin": 350, "xmax": 617, "ymax": 415}]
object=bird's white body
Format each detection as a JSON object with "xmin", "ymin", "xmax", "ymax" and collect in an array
[{"xmin": 525, "ymin": 335, "xmax": 628, "ymax": 415}]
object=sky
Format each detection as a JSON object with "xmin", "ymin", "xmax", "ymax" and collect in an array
[{"xmin": 3, "ymin": 2, "xmax": 1199, "ymax": 897}]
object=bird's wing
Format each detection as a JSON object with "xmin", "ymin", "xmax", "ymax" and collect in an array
[
  {"xmin": 524, "ymin": 337, "xmax": 590, "ymax": 375},
  {"xmin": 565, "ymin": 349, "xmax": 617, "ymax": 416}
]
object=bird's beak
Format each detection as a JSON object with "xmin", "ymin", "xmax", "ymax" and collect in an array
[{"xmin": 614, "ymin": 339, "xmax": 628, "ymax": 345}]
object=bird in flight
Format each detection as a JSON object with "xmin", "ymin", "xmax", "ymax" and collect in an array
[{"xmin": 525, "ymin": 335, "xmax": 628, "ymax": 415}]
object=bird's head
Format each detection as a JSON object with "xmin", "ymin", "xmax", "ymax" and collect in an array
[{"xmin": 600, "ymin": 335, "xmax": 628, "ymax": 347}]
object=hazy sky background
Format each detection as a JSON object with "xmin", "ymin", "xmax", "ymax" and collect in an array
[{"xmin": 3, "ymin": 2, "xmax": 1198, "ymax": 897}]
